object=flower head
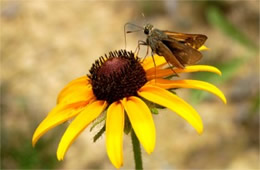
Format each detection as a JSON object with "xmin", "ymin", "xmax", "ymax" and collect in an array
[
  {"xmin": 88, "ymin": 50, "xmax": 147, "ymax": 104},
  {"xmin": 32, "ymin": 50, "xmax": 226, "ymax": 168}
]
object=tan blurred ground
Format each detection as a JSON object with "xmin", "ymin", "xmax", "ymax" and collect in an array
[{"xmin": 1, "ymin": 1, "xmax": 259, "ymax": 169}]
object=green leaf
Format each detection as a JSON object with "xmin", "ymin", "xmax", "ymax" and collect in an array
[
  {"xmin": 93, "ymin": 125, "xmax": 106, "ymax": 142},
  {"xmin": 150, "ymin": 107, "xmax": 159, "ymax": 115},
  {"xmin": 90, "ymin": 113, "xmax": 106, "ymax": 132},
  {"xmin": 124, "ymin": 113, "xmax": 132, "ymax": 135}
]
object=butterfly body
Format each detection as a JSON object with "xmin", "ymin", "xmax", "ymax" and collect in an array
[{"xmin": 143, "ymin": 24, "xmax": 207, "ymax": 68}]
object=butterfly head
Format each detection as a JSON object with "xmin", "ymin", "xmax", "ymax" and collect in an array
[{"xmin": 144, "ymin": 24, "xmax": 153, "ymax": 35}]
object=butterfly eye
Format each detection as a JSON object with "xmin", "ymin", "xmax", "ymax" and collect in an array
[{"xmin": 144, "ymin": 28, "xmax": 149, "ymax": 34}]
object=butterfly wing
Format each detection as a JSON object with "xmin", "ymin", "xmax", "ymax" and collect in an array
[
  {"xmin": 163, "ymin": 31, "xmax": 207, "ymax": 49},
  {"xmin": 162, "ymin": 38, "xmax": 202, "ymax": 65},
  {"xmin": 156, "ymin": 41, "xmax": 185, "ymax": 68}
]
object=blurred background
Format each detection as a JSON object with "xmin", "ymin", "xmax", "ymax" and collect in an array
[{"xmin": 1, "ymin": 0, "xmax": 259, "ymax": 169}]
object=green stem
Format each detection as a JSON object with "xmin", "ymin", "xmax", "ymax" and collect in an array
[{"xmin": 131, "ymin": 130, "xmax": 143, "ymax": 170}]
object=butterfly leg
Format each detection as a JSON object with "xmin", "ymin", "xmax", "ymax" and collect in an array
[
  {"xmin": 134, "ymin": 40, "xmax": 148, "ymax": 59},
  {"xmin": 142, "ymin": 43, "xmax": 150, "ymax": 62},
  {"xmin": 165, "ymin": 61, "xmax": 180, "ymax": 77},
  {"xmin": 151, "ymin": 51, "xmax": 157, "ymax": 82}
]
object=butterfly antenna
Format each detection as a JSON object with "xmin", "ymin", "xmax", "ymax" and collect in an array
[
  {"xmin": 141, "ymin": 13, "xmax": 147, "ymax": 24},
  {"xmin": 151, "ymin": 52, "xmax": 157, "ymax": 83},
  {"xmin": 124, "ymin": 22, "xmax": 143, "ymax": 49},
  {"xmin": 124, "ymin": 23, "xmax": 127, "ymax": 49},
  {"xmin": 125, "ymin": 22, "xmax": 143, "ymax": 29}
]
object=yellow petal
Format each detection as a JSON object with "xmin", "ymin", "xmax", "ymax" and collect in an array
[
  {"xmin": 174, "ymin": 65, "xmax": 221, "ymax": 75},
  {"xmin": 148, "ymin": 79, "xmax": 226, "ymax": 104},
  {"xmin": 57, "ymin": 76, "xmax": 89, "ymax": 103},
  {"xmin": 138, "ymin": 85, "xmax": 203, "ymax": 134},
  {"xmin": 106, "ymin": 102, "xmax": 124, "ymax": 168},
  {"xmin": 146, "ymin": 65, "xmax": 222, "ymax": 80},
  {"xmin": 57, "ymin": 100, "xmax": 107, "ymax": 160},
  {"xmin": 58, "ymin": 87, "xmax": 95, "ymax": 105},
  {"xmin": 57, "ymin": 83, "xmax": 91, "ymax": 104},
  {"xmin": 142, "ymin": 55, "xmax": 167, "ymax": 71},
  {"xmin": 146, "ymin": 69, "xmax": 177, "ymax": 80},
  {"xmin": 121, "ymin": 96, "xmax": 155, "ymax": 154},
  {"xmin": 32, "ymin": 101, "xmax": 88, "ymax": 147},
  {"xmin": 198, "ymin": 45, "xmax": 209, "ymax": 51}
]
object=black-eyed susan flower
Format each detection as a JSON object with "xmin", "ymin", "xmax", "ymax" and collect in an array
[{"xmin": 32, "ymin": 50, "xmax": 226, "ymax": 168}]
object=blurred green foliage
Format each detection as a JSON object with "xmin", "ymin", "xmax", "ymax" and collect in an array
[{"xmin": 1, "ymin": 125, "xmax": 58, "ymax": 169}]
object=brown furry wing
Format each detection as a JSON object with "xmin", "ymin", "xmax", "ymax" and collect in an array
[
  {"xmin": 156, "ymin": 41, "xmax": 185, "ymax": 68},
  {"xmin": 163, "ymin": 31, "xmax": 207, "ymax": 49},
  {"xmin": 162, "ymin": 38, "xmax": 202, "ymax": 65}
]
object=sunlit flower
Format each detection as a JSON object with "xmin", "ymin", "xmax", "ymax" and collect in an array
[{"xmin": 32, "ymin": 50, "xmax": 226, "ymax": 168}]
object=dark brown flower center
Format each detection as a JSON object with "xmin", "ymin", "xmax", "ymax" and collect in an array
[{"xmin": 88, "ymin": 50, "xmax": 147, "ymax": 104}]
